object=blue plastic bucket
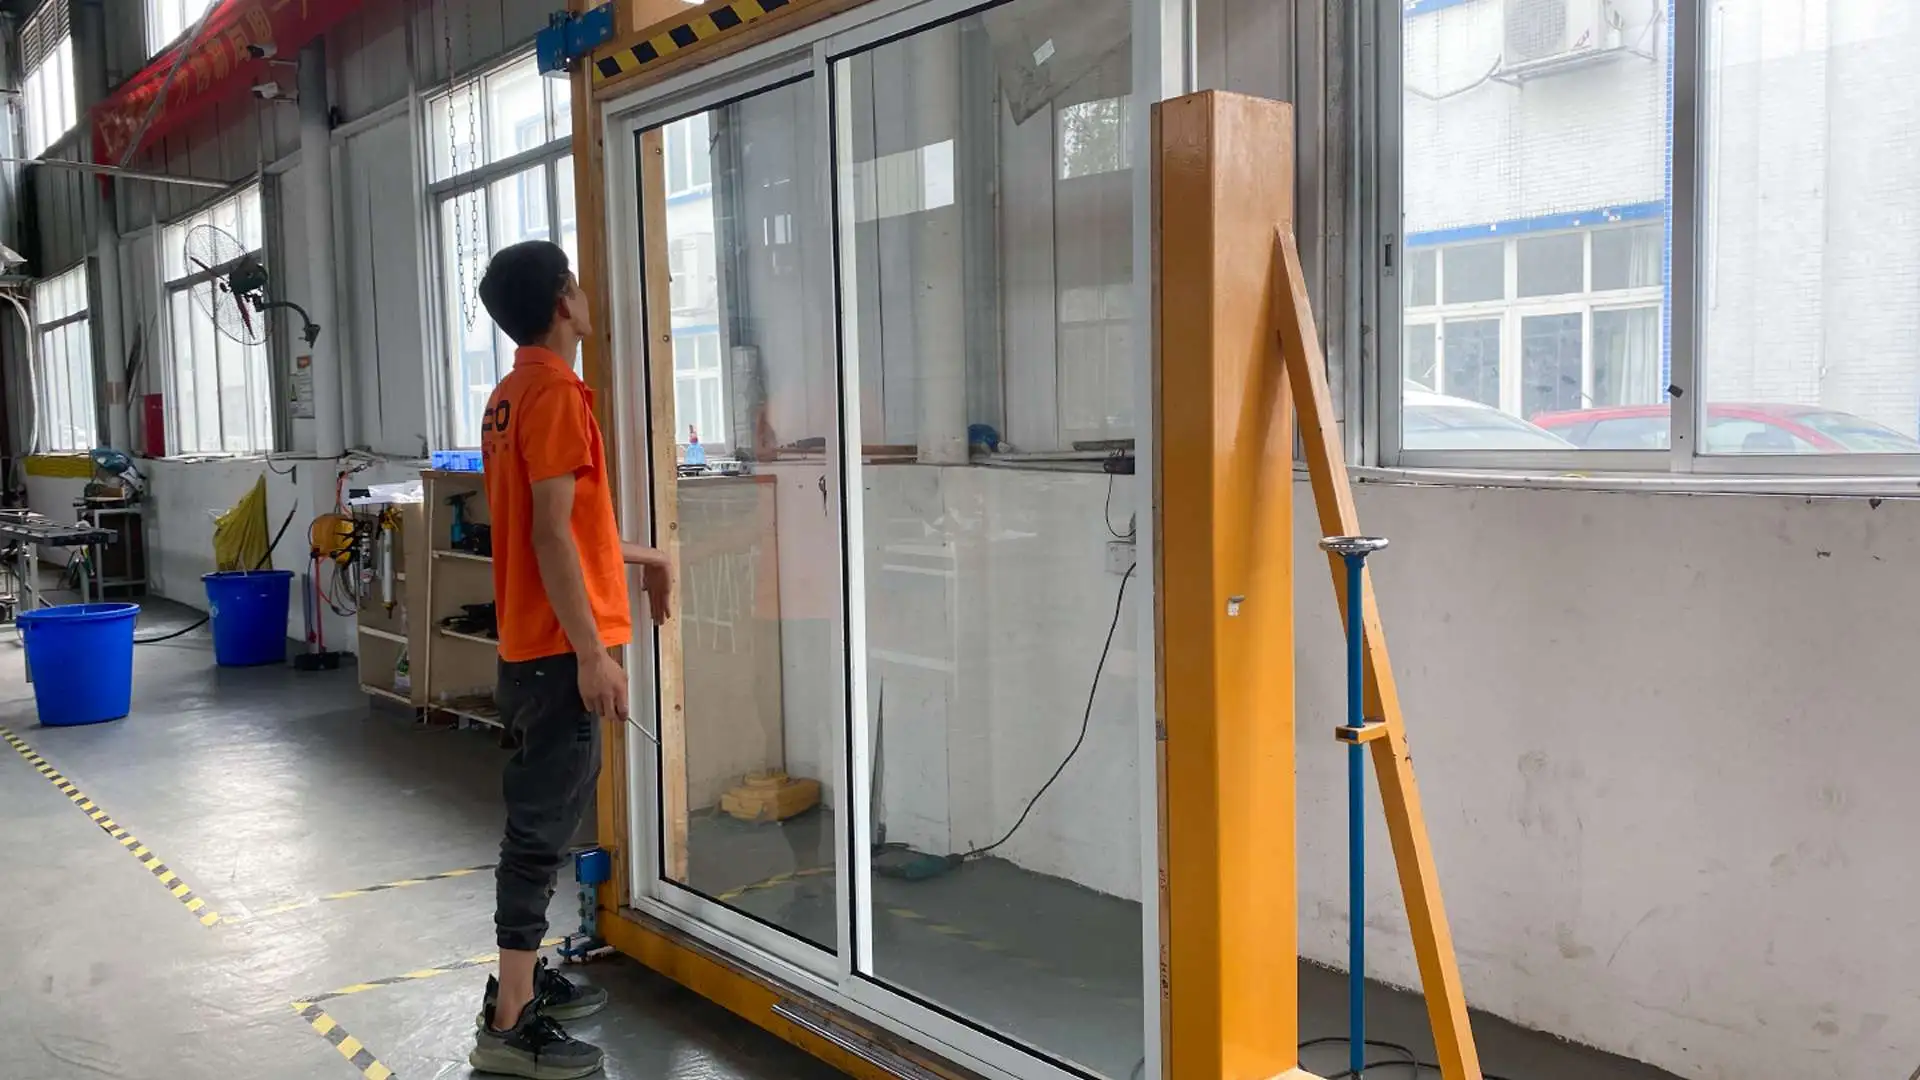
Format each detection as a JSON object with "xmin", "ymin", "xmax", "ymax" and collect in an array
[
  {"xmin": 203, "ymin": 570, "xmax": 294, "ymax": 667},
  {"xmin": 18, "ymin": 603, "xmax": 140, "ymax": 726}
]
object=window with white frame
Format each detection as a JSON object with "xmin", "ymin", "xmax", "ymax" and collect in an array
[
  {"xmin": 658, "ymin": 112, "xmax": 723, "ymax": 450},
  {"xmin": 1391, "ymin": 0, "xmax": 1920, "ymax": 466},
  {"xmin": 32, "ymin": 264, "xmax": 94, "ymax": 453},
  {"xmin": 1054, "ymin": 90, "xmax": 1134, "ymax": 448},
  {"xmin": 1403, "ymin": 222, "xmax": 1665, "ymax": 421},
  {"xmin": 428, "ymin": 53, "xmax": 576, "ymax": 448},
  {"xmin": 664, "ymin": 112, "xmax": 713, "ymax": 198},
  {"xmin": 163, "ymin": 187, "xmax": 274, "ymax": 455},
  {"xmin": 1397, "ymin": 0, "xmax": 1671, "ymax": 455},
  {"xmin": 672, "ymin": 329, "xmax": 725, "ymax": 448},
  {"xmin": 21, "ymin": 0, "xmax": 77, "ymax": 158},
  {"xmin": 145, "ymin": 0, "xmax": 217, "ymax": 56}
]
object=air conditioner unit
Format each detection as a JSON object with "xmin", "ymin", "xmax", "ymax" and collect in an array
[{"xmin": 1502, "ymin": 0, "xmax": 1623, "ymax": 76}]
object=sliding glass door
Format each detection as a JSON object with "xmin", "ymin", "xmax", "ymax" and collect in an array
[
  {"xmin": 628, "ymin": 67, "xmax": 848, "ymax": 969},
  {"xmin": 613, "ymin": 0, "xmax": 1153, "ymax": 1076},
  {"xmin": 830, "ymin": 9, "xmax": 1146, "ymax": 1078}
]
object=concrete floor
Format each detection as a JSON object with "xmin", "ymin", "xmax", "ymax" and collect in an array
[
  {"xmin": 684, "ymin": 811, "xmax": 1681, "ymax": 1080},
  {"xmin": 0, "ymin": 597, "xmax": 1680, "ymax": 1080},
  {"xmin": 0, "ymin": 599, "xmax": 840, "ymax": 1080}
]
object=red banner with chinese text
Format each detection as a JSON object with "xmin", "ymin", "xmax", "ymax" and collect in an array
[{"xmin": 91, "ymin": 0, "xmax": 364, "ymax": 166}]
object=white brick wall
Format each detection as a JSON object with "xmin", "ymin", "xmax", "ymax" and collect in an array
[
  {"xmin": 1404, "ymin": 0, "xmax": 1668, "ymax": 231},
  {"xmin": 1409, "ymin": 0, "xmax": 1920, "ymax": 438}
]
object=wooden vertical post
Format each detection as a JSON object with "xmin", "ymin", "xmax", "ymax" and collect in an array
[
  {"xmin": 1275, "ymin": 229, "xmax": 1484, "ymax": 1080},
  {"xmin": 569, "ymin": 0, "xmax": 636, "ymax": 910},
  {"xmin": 1154, "ymin": 90, "xmax": 1306, "ymax": 1080},
  {"xmin": 636, "ymin": 125, "xmax": 690, "ymax": 882}
]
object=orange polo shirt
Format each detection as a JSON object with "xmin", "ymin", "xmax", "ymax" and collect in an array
[{"xmin": 480, "ymin": 346, "xmax": 632, "ymax": 662}]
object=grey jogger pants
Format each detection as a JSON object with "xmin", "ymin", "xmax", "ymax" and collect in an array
[{"xmin": 495, "ymin": 652, "xmax": 601, "ymax": 952}]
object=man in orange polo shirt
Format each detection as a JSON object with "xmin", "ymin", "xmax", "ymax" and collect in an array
[{"xmin": 469, "ymin": 240, "xmax": 669, "ymax": 1078}]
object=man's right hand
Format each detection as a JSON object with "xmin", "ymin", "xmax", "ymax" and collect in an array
[{"xmin": 578, "ymin": 649, "xmax": 628, "ymax": 722}]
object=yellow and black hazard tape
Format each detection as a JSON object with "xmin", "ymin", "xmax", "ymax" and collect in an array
[
  {"xmin": 243, "ymin": 864, "xmax": 495, "ymax": 920},
  {"xmin": 591, "ymin": 0, "xmax": 792, "ymax": 85},
  {"xmin": 0, "ymin": 726, "xmax": 221, "ymax": 928},
  {"xmin": 716, "ymin": 863, "xmax": 833, "ymax": 902},
  {"xmin": 294, "ymin": 937, "xmax": 565, "ymax": 1006},
  {"xmin": 289, "ymin": 938, "xmax": 564, "ymax": 1079},
  {"xmin": 292, "ymin": 1003, "xmax": 396, "ymax": 1080}
]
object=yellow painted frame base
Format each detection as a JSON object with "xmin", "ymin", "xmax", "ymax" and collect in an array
[
  {"xmin": 601, "ymin": 907, "xmax": 1324, "ymax": 1080},
  {"xmin": 597, "ymin": 907, "xmax": 983, "ymax": 1080}
]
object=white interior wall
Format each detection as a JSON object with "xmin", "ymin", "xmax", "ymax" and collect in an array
[
  {"xmin": 25, "ymin": 0, "xmax": 447, "ymax": 656},
  {"xmin": 140, "ymin": 455, "xmax": 376, "ymax": 648},
  {"xmin": 770, "ymin": 464, "xmax": 1143, "ymax": 899},
  {"xmin": 1295, "ymin": 480, "xmax": 1920, "ymax": 1080}
]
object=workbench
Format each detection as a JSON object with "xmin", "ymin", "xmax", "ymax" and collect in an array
[{"xmin": 0, "ymin": 509, "xmax": 119, "ymax": 622}]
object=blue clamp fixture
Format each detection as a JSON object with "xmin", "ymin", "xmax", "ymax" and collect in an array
[
  {"xmin": 557, "ymin": 846, "xmax": 614, "ymax": 963},
  {"xmin": 536, "ymin": 4, "xmax": 617, "ymax": 76},
  {"xmin": 1319, "ymin": 534, "xmax": 1391, "ymax": 1078}
]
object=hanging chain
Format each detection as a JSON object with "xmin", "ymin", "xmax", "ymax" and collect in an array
[
  {"xmin": 441, "ymin": 0, "xmax": 482, "ymax": 333},
  {"xmin": 461, "ymin": 0, "xmax": 482, "ymax": 330}
]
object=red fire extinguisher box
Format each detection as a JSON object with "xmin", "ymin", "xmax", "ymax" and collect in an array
[{"xmin": 142, "ymin": 395, "xmax": 165, "ymax": 458}]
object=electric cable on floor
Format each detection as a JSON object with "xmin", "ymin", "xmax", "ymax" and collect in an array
[
  {"xmin": 963, "ymin": 562, "xmax": 1134, "ymax": 862},
  {"xmin": 1299, "ymin": 1035, "xmax": 1519, "ymax": 1080},
  {"xmin": 134, "ymin": 503, "xmax": 301, "ymax": 645}
]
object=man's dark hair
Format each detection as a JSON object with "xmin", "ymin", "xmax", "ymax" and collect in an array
[{"xmin": 479, "ymin": 240, "xmax": 573, "ymax": 346}]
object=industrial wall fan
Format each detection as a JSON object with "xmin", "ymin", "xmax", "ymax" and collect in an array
[{"xmin": 183, "ymin": 224, "xmax": 321, "ymax": 347}]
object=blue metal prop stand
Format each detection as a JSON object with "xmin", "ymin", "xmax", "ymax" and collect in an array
[
  {"xmin": 1320, "ymin": 535, "xmax": 1390, "ymax": 1078},
  {"xmin": 558, "ymin": 847, "xmax": 613, "ymax": 963}
]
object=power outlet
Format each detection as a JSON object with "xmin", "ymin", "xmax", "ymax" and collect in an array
[{"xmin": 1106, "ymin": 539, "xmax": 1136, "ymax": 576}]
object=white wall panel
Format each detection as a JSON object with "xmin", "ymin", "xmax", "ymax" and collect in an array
[
  {"xmin": 331, "ymin": 1, "xmax": 414, "ymax": 120},
  {"xmin": 339, "ymin": 115, "xmax": 430, "ymax": 457}
]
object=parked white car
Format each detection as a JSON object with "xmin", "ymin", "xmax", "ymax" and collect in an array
[{"xmin": 1402, "ymin": 387, "xmax": 1577, "ymax": 451}]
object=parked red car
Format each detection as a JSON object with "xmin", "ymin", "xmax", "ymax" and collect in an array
[{"xmin": 1532, "ymin": 403, "xmax": 1920, "ymax": 453}]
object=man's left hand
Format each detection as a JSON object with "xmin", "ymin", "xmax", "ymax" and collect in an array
[{"xmin": 641, "ymin": 563, "xmax": 671, "ymax": 624}]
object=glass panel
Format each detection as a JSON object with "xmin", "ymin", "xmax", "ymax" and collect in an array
[
  {"xmin": 165, "ymin": 221, "xmax": 189, "ymax": 281},
  {"xmin": 41, "ymin": 328, "xmax": 68, "ymax": 451},
  {"xmin": 1405, "ymin": 321, "xmax": 1437, "ymax": 390},
  {"xmin": 485, "ymin": 57, "xmax": 547, "ymax": 161},
  {"xmin": 1056, "ymin": 82, "xmax": 1134, "ymax": 446},
  {"xmin": 443, "ymin": 190, "xmax": 493, "ymax": 447},
  {"xmin": 189, "ymin": 288, "xmax": 221, "ymax": 452},
  {"xmin": 1403, "ymin": 0, "xmax": 1669, "ymax": 451},
  {"xmin": 1441, "ymin": 242, "xmax": 1502, "ymax": 304},
  {"xmin": 171, "ymin": 291, "xmax": 197, "ymax": 453},
  {"xmin": 834, "ymin": 7, "xmax": 1143, "ymax": 1076},
  {"xmin": 647, "ymin": 77, "xmax": 843, "ymax": 956},
  {"xmin": 1592, "ymin": 307, "xmax": 1661, "ymax": 408},
  {"xmin": 69, "ymin": 321, "xmax": 94, "ymax": 451},
  {"xmin": 664, "ymin": 112, "xmax": 712, "ymax": 197},
  {"xmin": 1441, "ymin": 317, "xmax": 1501, "ymax": 407},
  {"xmin": 1703, "ymin": 5, "xmax": 1920, "ymax": 454},
  {"xmin": 238, "ymin": 187, "xmax": 264, "ymax": 251},
  {"xmin": 1520, "ymin": 312, "xmax": 1583, "ymax": 419},
  {"xmin": 556, "ymin": 156, "xmax": 579, "ymax": 271},
  {"xmin": 1516, "ymin": 233, "xmax": 1584, "ymax": 298},
  {"xmin": 431, "ymin": 81, "xmax": 483, "ymax": 182},
  {"xmin": 1406, "ymin": 247, "xmax": 1437, "ymax": 308},
  {"xmin": 1592, "ymin": 224, "xmax": 1660, "ymax": 291},
  {"xmin": 549, "ymin": 76, "xmax": 573, "ymax": 143},
  {"xmin": 211, "ymin": 194, "xmax": 240, "ymax": 247}
]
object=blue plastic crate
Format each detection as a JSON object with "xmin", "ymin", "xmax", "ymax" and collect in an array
[{"xmin": 432, "ymin": 449, "xmax": 483, "ymax": 472}]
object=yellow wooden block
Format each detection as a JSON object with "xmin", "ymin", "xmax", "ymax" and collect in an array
[{"xmin": 718, "ymin": 771, "xmax": 820, "ymax": 823}]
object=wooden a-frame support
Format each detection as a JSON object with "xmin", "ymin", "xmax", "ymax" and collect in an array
[
  {"xmin": 1275, "ymin": 229, "xmax": 1485, "ymax": 1080},
  {"xmin": 1156, "ymin": 89, "xmax": 1481, "ymax": 1080}
]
